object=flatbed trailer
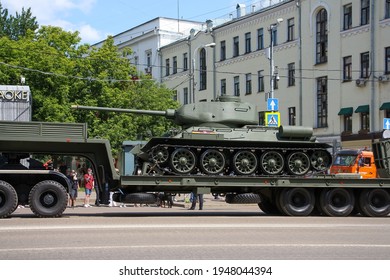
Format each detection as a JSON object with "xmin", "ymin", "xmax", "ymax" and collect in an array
[{"xmin": 1, "ymin": 120, "xmax": 390, "ymax": 218}]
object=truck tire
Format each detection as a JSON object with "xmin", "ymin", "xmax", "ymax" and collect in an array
[
  {"xmin": 359, "ymin": 189, "xmax": 390, "ymax": 217},
  {"xmin": 319, "ymin": 188, "xmax": 355, "ymax": 217},
  {"xmin": 29, "ymin": 180, "xmax": 68, "ymax": 218},
  {"xmin": 124, "ymin": 193, "xmax": 157, "ymax": 204},
  {"xmin": 279, "ymin": 188, "xmax": 315, "ymax": 216},
  {"xmin": 225, "ymin": 193, "xmax": 261, "ymax": 204},
  {"xmin": 0, "ymin": 180, "xmax": 18, "ymax": 218},
  {"xmin": 258, "ymin": 199, "xmax": 280, "ymax": 215}
]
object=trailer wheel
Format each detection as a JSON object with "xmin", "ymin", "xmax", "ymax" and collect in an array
[
  {"xmin": 258, "ymin": 199, "xmax": 280, "ymax": 215},
  {"xmin": 29, "ymin": 180, "xmax": 68, "ymax": 218},
  {"xmin": 359, "ymin": 189, "xmax": 390, "ymax": 217},
  {"xmin": 225, "ymin": 193, "xmax": 261, "ymax": 204},
  {"xmin": 0, "ymin": 180, "xmax": 18, "ymax": 218},
  {"xmin": 279, "ymin": 188, "xmax": 315, "ymax": 216},
  {"xmin": 319, "ymin": 188, "xmax": 355, "ymax": 217},
  {"xmin": 123, "ymin": 193, "xmax": 157, "ymax": 204}
]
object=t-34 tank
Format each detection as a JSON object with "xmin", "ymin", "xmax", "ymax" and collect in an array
[{"xmin": 72, "ymin": 96, "xmax": 332, "ymax": 176}]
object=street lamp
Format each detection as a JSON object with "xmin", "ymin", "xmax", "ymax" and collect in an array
[
  {"xmin": 191, "ymin": 43, "xmax": 216, "ymax": 103},
  {"xmin": 268, "ymin": 18, "xmax": 283, "ymax": 100}
]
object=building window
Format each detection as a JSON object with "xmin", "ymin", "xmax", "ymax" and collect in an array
[
  {"xmin": 361, "ymin": 0, "xmax": 370, "ymax": 25},
  {"xmin": 272, "ymin": 29, "xmax": 278, "ymax": 46},
  {"xmin": 317, "ymin": 77, "xmax": 328, "ymax": 128},
  {"xmin": 172, "ymin": 56, "xmax": 177, "ymax": 74},
  {"xmin": 287, "ymin": 18, "xmax": 295, "ymax": 41},
  {"xmin": 343, "ymin": 56, "xmax": 352, "ymax": 81},
  {"xmin": 234, "ymin": 76, "xmax": 240, "ymax": 96},
  {"xmin": 386, "ymin": 47, "xmax": 390, "ymax": 74},
  {"xmin": 361, "ymin": 112, "xmax": 370, "ymax": 131},
  {"xmin": 288, "ymin": 63, "xmax": 295, "ymax": 87},
  {"xmin": 316, "ymin": 8, "xmax": 328, "ymax": 64},
  {"xmin": 343, "ymin": 4, "xmax": 352, "ymax": 30},
  {"xmin": 257, "ymin": 70, "xmax": 264, "ymax": 92},
  {"xmin": 233, "ymin": 36, "xmax": 239, "ymax": 57},
  {"xmin": 245, "ymin": 73, "xmax": 252, "ymax": 94},
  {"xmin": 344, "ymin": 115, "xmax": 352, "ymax": 133},
  {"xmin": 183, "ymin": 88, "xmax": 189, "ymax": 104},
  {"xmin": 257, "ymin": 28, "xmax": 264, "ymax": 50},
  {"xmin": 220, "ymin": 40, "xmax": 226, "ymax": 61},
  {"xmin": 258, "ymin": 112, "xmax": 265, "ymax": 126},
  {"xmin": 199, "ymin": 48, "xmax": 207, "ymax": 91},
  {"xmin": 165, "ymin": 58, "xmax": 170, "ymax": 76},
  {"xmin": 146, "ymin": 52, "xmax": 151, "ymax": 68},
  {"xmin": 386, "ymin": 0, "xmax": 390, "ymax": 19},
  {"xmin": 360, "ymin": 52, "xmax": 369, "ymax": 78},
  {"xmin": 220, "ymin": 79, "xmax": 226, "ymax": 95},
  {"xmin": 173, "ymin": 90, "xmax": 178, "ymax": 101},
  {"xmin": 183, "ymin": 53, "xmax": 188, "ymax": 71},
  {"xmin": 288, "ymin": 107, "xmax": 296, "ymax": 126},
  {"xmin": 245, "ymin": 32, "xmax": 251, "ymax": 54}
]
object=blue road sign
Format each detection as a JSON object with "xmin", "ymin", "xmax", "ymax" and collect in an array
[
  {"xmin": 384, "ymin": 118, "xmax": 390, "ymax": 130},
  {"xmin": 267, "ymin": 98, "xmax": 279, "ymax": 111},
  {"xmin": 265, "ymin": 112, "xmax": 280, "ymax": 127}
]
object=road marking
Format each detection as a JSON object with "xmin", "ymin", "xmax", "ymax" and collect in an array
[
  {"xmin": 1, "ymin": 243, "xmax": 390, "ymax": 253},
  {"xmin": 1, "ymin": 223, "xmax": 390, "ymax": 231}
]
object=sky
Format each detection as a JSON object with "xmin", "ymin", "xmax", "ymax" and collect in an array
[{"xmin": 1, "ymin": 0, "xmax": 275, "ymax": 44}]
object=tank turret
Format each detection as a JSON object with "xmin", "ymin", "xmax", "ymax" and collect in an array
[{"xmin": 72, "ymin": 96, "xmax": 332, "ymax": 176}]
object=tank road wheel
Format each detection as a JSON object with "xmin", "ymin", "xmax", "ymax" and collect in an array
[
  {"xmin": 319, "ymin": 188, "xmax": 355, "ymax": 217},
  {"xmin": 286, "ymin": 152, "xmax": 310, "ymax": 176},
  {"xmin": 359, "ymin": 189, "xmax": 390, "ymax": 217},
  {"xmin": 151, "ymin": 146, "xmax": 169, "ymax": 164},
  {"xmin": 0, "ymin": 180, "xmax": 18, "ymax": 218},
  {"xmin": 260, "ymin": 151, "xmax": 285, "ymax": 175},
  {"xmin": 199, "ymin": 149, "xmax": 226, "ymax": 175},
  {"xmin": 310, "ymin": 150, "xmax": 331, "ymax": 172},
  {"xmin": 233, "ymin": 151, "xmax": 258, "ymax": 175},
  {"xmin": 170, "ymin": 148, "xmax": 196, "ymax": 174},
  {"xmin": 29, "ymin": 180, "xmax": 68, "ymax": 218},
  {"xmin": 279, "ymin": 188, "xmax": 315, "ymax": 216}
]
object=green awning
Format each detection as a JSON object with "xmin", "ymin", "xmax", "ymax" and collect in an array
[
  {"xmin": 380, "ymin": 102, "xmax": 390, "ymax": 110},
  {"xmin": 338, "ymin": 107, "xmax": 353, "ymax": 116},
  {"xmin": 354, "ymin": 105, "xmax": 369, "ymax": 113}
]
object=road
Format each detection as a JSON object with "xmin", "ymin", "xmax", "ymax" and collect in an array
[{"xmin": 1, "ymin": 196, "xmax": 389, "ymax": 260}]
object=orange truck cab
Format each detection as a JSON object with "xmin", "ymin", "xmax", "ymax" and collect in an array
[{"xmin": 330, "ymin": 149, "xmax": 377, "ymax": 179}]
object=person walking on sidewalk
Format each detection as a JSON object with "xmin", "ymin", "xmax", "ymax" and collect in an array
[
  {"xmin": 83, "ymin": 168, "xmax": 94, "ymax": 207},
  {"xmin": 189, "ymin": 193, "xmax": 203, "ymax": 210}
]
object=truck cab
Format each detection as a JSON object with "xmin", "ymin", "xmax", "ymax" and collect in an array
[{"xmin": 330, "ymin": 149, "xmax": 377, "ymax": 179}]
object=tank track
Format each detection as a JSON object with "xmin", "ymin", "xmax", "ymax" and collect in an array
[{"xmin": 142, "ymin": 144, "xmax": 332, "ymax": 177}]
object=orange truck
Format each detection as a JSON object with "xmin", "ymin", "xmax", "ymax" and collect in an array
[{"xmin": 330, "ymin": 149, "xmax": 377, "ymax": 179}]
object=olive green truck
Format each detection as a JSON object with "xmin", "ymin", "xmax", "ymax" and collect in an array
[{"xmin": 1, "ymin": 120, "xmax": 390, "ymax": 218}]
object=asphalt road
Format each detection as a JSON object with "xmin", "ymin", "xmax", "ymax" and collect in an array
[{"xmin": 1, "ymin": 196, "xmax": 390, "ymax": 260}]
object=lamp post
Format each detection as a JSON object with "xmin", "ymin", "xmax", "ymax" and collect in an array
[
  {"xmin": 191, "ymin": 43, "xmax": 216, "ymax": 103},
  {"xmin": 268, "ymin": 18, "xmax": 283, "ymax": 100}
]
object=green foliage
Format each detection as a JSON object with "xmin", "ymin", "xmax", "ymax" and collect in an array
[{"xmin": 0, "ymin": 4, "xmax": 179, "ymax": 156}]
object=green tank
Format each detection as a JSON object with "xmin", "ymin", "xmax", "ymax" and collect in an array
[{"xmin": 72, "ymin": 96, "xmax": 332, "ymax": 176}]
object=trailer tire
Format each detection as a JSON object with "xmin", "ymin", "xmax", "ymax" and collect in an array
[
  {"xmin": 225, "ymin": 193, "xmax": 261, "ymax": 204},
  {"xmin": 124, "ymin": 193, "xmax": 157, "ymax": 204},
  {"xmin": 319, "ymin": 188, "xmax": 355, "ymax": 217},
  {"xmin": 0, "ymin": 180, "xmax": 18, "ymax": 218},
  {"xmin": 359, "ymin": 189, "xmax": 390, "ymax": 217},
  {"xmin": 258, "ymin": 199, "xmax": 280, "ymax": 214},
  {"xmin": 279, "ymin": 188, "xmax": 315, "ymax": 216},
  {"xmin": 29, "ymin": 180, "xmax": 68, "ymax": 218}
]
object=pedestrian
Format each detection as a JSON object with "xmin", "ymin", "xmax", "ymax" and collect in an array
[
  {"xmin": 83, "ymin": 168, "xmax": 94, "ymax": 207},
  {"xmin": 189, "ymin": 192, "xmax": 203, "ymax": 210},
  {"xmin": 66, "ymin": 169, "xmax": 79, "ymax": 208}
]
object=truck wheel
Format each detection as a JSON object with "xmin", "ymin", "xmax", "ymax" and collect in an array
[
  {"xmin": 359, "ymin": 189, "xmax": 390, "ymax": 217},
  {"xmin": 258, "ymin": 199, "xmax": 280, "ymax": 215},
  {"xmin": 0, "ymin": 180, "xmax": 18, "ymax": 218},
  {"xmin": 279, "ymin": 188, "xmax": 315, "ymax": 216},
  {"xmin": 319, "ymin": 188, "xmax": 355, "ymax": 217},
  {"xmin": 29, "ymin": 180, "xmax": 68, "ymax": 218}
]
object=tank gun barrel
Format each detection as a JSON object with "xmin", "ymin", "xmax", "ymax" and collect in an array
[{"xmin": 71, "ymin": 105, "xmax": 176, "ymax": 120}]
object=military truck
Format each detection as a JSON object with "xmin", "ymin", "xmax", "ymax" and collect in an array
[{"xmin": 1, "ymin": 98, "xmax": 390, "ymax": 218}]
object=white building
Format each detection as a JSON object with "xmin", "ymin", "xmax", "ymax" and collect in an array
[
  {"xmin": 93, "ymin": 17, "xmax": 206, "ymax": 82},
  {"xmin": 160, "ymin": 0, "xmax": 390, "ymax": 149}
]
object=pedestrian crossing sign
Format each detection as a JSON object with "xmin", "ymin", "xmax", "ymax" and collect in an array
[{"xmin": 265, "ymin": 112, "xmax": 280, "ymax": 127}]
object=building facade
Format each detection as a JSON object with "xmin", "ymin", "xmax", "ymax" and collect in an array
[
  {"xmin": 160, "ymin": 0, "xmax": 390, "ymax": 149},
  {"xmin": 0, "ymin": 85, "xmax": 31, "ymax": 121}
]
